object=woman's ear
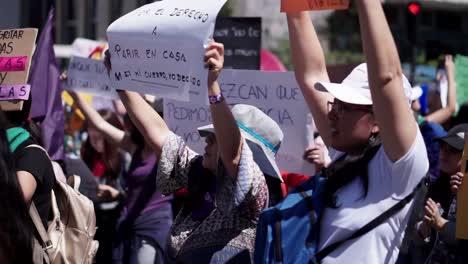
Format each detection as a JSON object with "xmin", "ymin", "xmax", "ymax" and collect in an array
[{"xmin": 371, "ymin": 124, "xmax": 379, "ymax": 134}]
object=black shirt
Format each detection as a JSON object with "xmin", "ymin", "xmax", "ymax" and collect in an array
[
  {"xmin": 13, "ymin": 139, "xmax": 54, "ymax": 228},
  {"xmin": 428, "ymin": 172, "xmax": 454, "ymax": 217}
]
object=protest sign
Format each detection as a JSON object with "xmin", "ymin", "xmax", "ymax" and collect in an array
[
  {"xmin": 214, "ymin": 17, "xmax": 261, "ymax": 70},
  {"xmin": 281, "ymin": 0, "xmax": 349, "ymax": 12},
  {"xmin": 0, "ymin": 84, "xmax": 30, "ymax": 100},
  {"xmin": 165, "ymin": 69, "xmax": 315, "ymax": 175},
  {"xmin": 0, "ymin": 56, "xmax": 27, "ymax": 72},
  {"xmin": 455, "ymin": 55, "xmax": 468, "ymax": 106},
  {"xmin": 107, "ymin": 0, "xmax": 227, "ymax": 102},
  {"xmin": 0, "ymin": 28, "xmax": 37, "ymax": 111},
  {"xmin": 66, "ymin": 56, "xmax": 117, "ymax": 98},
  {"xmin": 456, "ymin": 134, "xmax": 468, "ymax": 239},
  {"xmin": 71, "ymin": 38, "xmax": 106, "ymax": 58}
]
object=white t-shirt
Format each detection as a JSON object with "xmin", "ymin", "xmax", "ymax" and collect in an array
[{"xmin": 319, "ymin": 130, "xmax": 429, "ymax": 264}]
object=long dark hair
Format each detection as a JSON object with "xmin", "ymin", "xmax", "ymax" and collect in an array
[
  {"xmin": 3, "ymin": 97, "xmax": 43, "ymax": 145},
  {"xmin": 323, "ymin": 133, "xmax": 382, "ymax": 208},
  {"xmin": 124, "ymin": 114, "xmax": 145, "ymax": 148},
  {"xmin": 81, "ymin": 109, "xmax": 123, "ymax": 184},
  {"xmin": 0, "ymin": 111, "xmax": 34, "ymax": 263}
]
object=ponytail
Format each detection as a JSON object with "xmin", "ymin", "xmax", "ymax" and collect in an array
[{"xmin": 323, "ymin": 133, "xmax": 382, "ymax": 208}]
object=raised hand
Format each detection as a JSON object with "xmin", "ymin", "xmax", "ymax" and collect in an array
[
  {"xmin": 423, "ymin": 198, "xmax": 447, "ymax": 231},
  {"xmin": 450, "ymin": 172, "xmax": 464, "ymax": 194},
  {"xmin": 204, "ymin": 42, "xmax": 224, "ymax": 87},
  {"xmin": 445, "ymin": 55, "xmax": 455, "ymax": 75},
  {"xmin": 303, "ymin": 146, "xmax": 326, "ymax": 173},
  {"xmin": 104, "ymin": 49, "xmax": 112, "ymax": 76}
]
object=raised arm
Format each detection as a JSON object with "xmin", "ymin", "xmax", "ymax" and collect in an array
[
  {"xmin": 287, "ymin": 12, "xmax": 334, "ymax": 147},
  {"xmin": 117, "ymin": 91, "xmax": 170, "ymax": 158},
  {"xmin": 69, "ymin": 91, "xmax": 135, "ymax": 154},
  {"xmin": 205, "ymin": 42, "xmax": 242, "ymax": 178},
  {"xmin": 104, "ymin": 50, "xmax": 170, "ymax": 158},
  {"xmin": 356, "ymin": 0, "xmax": 417, "ymax": 161},
  {"xmin": 425, "ymin": 55, "xmax": 457, "ymax": 124}
]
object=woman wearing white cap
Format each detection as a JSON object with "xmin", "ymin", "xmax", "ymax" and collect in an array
[
  {"xmin": 104, "ymin": 41, "xmax": 283, "ymax": 263},
  {"xmin": 286, "ymin": 0, "xmax": 429, "ymax": 263}
]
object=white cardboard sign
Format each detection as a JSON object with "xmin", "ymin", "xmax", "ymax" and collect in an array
[
  {"xmin": 164, "ymin": 69, "xmax": 315, "ymax": 175},
  {"xmin": 65, "ymin": 56, "xmax": 117, "ymax": 98},
  {"xmin": 106, "ymin": 0, "xmax": 227, "ymax": 102}
]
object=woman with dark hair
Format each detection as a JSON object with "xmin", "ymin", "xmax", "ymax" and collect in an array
[
  {"xmin": 70, "ymin": 91, "xmax": 173, "ymax": 263},
  {"xmin": 1, "ymin": 98, "xmax": 54, "ymax": 239},
  {"xmin": 81, "ymin": 109, "xmax": 124, "ymax": 187},
  {"xmin": 286, "ymin": 0, "xmax": 428, "ymax": 262},
  {"xmin": 104, "ymin": 41, "xmax": 280, "ymax": 263},
  {"xmin": 77, "ymin": 107, "xmax": 126, "ymax": 263},
  {"xmin": 0, "ymin": 110, "xmax": 35, "ymax": 263}
]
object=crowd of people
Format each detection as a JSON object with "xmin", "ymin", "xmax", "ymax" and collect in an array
[{"xmin": 1, "ymin": 0, "xmax": 467, "ymax": 263}]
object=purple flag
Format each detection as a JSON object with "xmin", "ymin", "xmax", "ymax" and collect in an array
[{"xmin": 29, "ymin": 8, "xmax": 64, "ymax": 161}]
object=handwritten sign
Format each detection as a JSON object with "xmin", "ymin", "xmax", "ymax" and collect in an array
[
  {"xmin": 0, "ymin": 28, "xmax": 37, "ymax": 111},
  {"xmin": 456, "ymin": 134, "xmax": 468, "ymax": 239},
  {"xmin": 107, "ymin": 0, "xmax": 227, "ymax": 102},
  {"xmin": 165, "ymin": 69, "xmax": 315, "ymax": 175},
  {"xmin": 0, "ymin": 84, "xmax": 30, "ymax": 100},
  {"xmin": 65, "ymin": 56, "xmax": 117, "ymax": 98},
  {"xmin": 0, "ymin": 56, "xmax": 27, "ymax": 72},
  {"xmin": 281, "ymin": 0, "xmax": 349, "ymax": 12},
  {"xmin": 214, "ymin": 17, "xmax": 261, "ymax": 70}
]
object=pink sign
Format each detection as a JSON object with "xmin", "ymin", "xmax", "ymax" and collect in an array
[
  {"xmin": 0, "ymin": 84, "xmax": 30, "ymax": 100},
  {"xmin": 0, "ymin": 56, "xmax": 27, "ymax": 72}
]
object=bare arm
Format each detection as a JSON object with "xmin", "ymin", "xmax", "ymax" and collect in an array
[
  {"xmin": 118, "ymin": 91, "xmax": 170, "ymax": 158},
  {"xmin": 287, "ymin": 12, "xmax": 333, "ymax": 147},
  {"xmin": 425, "ymin": 55, "xmax": 457, "ymax": 124},
  {"xmin": 70, "ymin": 91, "xmax": 135, "ymax": 154},
  {"xmin": 16, "ymin": 171, "xmax": 37, "ymax": 203},
  {"xmin": 104, "ymin": 50, "xmax": 170, "ymax": 158},
  {"xmin": 205, "ymin": 42, "xmax": 242, "ymax": 178},
  {"xmin": 357, "ymin": 0, "xmax": 417, "ymax": 161}
]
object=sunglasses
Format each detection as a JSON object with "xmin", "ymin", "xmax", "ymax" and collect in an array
[{"xmin": 327, "ymin": 99, "xmax": 373, "ymax": 116}]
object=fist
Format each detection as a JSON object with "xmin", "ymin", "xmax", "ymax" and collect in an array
[{"xmin": 204, "ymin": 42, "xmax": 224, "ymax": 85}]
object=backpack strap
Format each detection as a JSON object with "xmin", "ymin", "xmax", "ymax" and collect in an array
[
  {"xmin": 273, "ymin": 208, "xmax": 283, "ymax": 262},
  {"xmin": 315, "ymin": 177, "xmax": 425, "ymax": 262},
  {"xmin": 25, "ymin": 144, "xmax": 50, "ymax": 158},
  {"xmin": 273, "ymin": 185, "xmax": 319, "ymax": 263},
  {"xmin": 29, "ymin": 203, "xmax": 53, "ymax": 252},
  {"xmin": 296, "ymin": 185, "xmax": 317, "ymax": 247},
  {"xmin": 67, "ymin": 174, "xmax": 82, "ymax": 192}
]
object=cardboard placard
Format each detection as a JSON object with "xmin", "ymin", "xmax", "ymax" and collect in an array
[
  {"xmin": 165, "ymin": 69, "xmax": 315, "ymax": 176},
  {"xmin": 214, "ymin": 17, "xmax": 261, "ymax": 70},
  {"xmin": 0, "ymin": 28, "xmax": 38, "ymax": 111},
  {"xmin": 0, "ymin": 56, "xmax": 27, "ymax": 72},
  {"xmin": 107, "ymin": 0, "xmax": 227, "ymax": 102},
  {"xmin": 281, "ymin": 0, "xmax": 350, "ymax": 12},
  {"xmin": 0, "ymin": 84, "xmax": 30, "ymax": 100},
  {"xmin": 456, "ymin": 134, "xmax": 468, "ymax": 239}
]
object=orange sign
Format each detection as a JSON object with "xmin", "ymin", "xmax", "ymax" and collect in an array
[
  {"xmin": 456, "ymin": 134, "xmax": 468, "ymax": 239},
  {"xmin": 281, "ymin": 0, "xmax": 350, "ymax": 12}
]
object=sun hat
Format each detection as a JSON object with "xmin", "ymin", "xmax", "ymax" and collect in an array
[
  {"xmin": 435, "ymin": 123, "xmax": 468, "ymax": 152},
  {"xmin": 315, "ymin": 63, "xmax": 413, "ymax": 105},
  {"xmin": 197, "ymin": 104, "xmax": 284, "ymax": 181}
]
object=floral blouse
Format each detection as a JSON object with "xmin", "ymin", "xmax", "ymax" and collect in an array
[{"xmin": 157, "ymin": 132, "xmax": 268, "ymax": 263}]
